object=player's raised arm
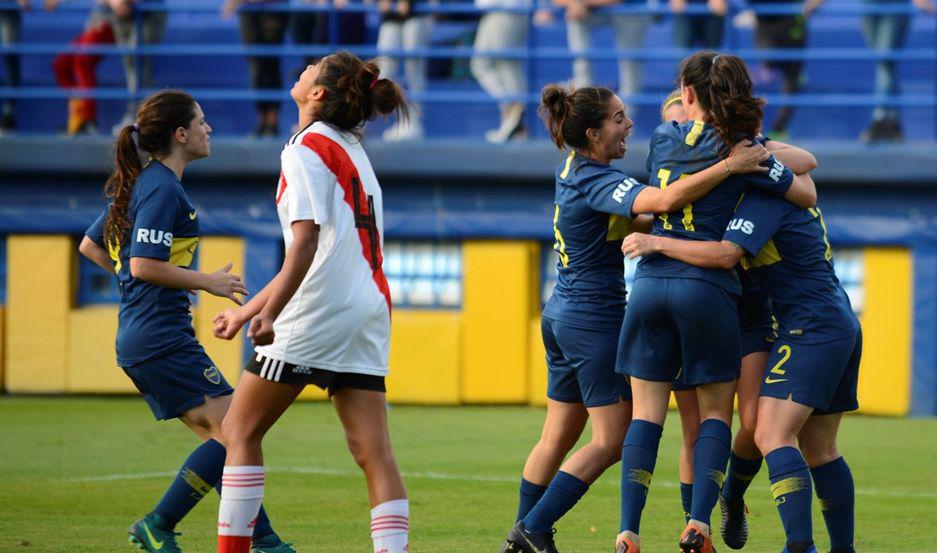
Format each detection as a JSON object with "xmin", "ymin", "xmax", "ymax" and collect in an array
[{"xmin": 630, "ymin": 139, "xmax": 769, "ymax": 214}]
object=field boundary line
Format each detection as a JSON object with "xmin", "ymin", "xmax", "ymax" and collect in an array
[{"xmin": 62, "ymin": 466, "xmax": 937, "ymax": 499}]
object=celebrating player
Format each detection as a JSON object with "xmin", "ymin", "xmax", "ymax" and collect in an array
[
  {"xmin": 78, "ymin": 90, "xmax": 294, "ymax": 553},
  {"xmin": 211, "ymin": 51, "xmax": 410, "ymax": 553},
  {"xmin": 500, "ymin": 83, "xmax": 772, "ymax": 553},
  {"xmin": 622, "ymin": 164, "xmax": 859, "ymax": 553},
  {"xmin": 614, "ymin": 52, "xmax": 818, "ymax": 553},
  {"xmin": 658, "ymin": 89, "xmax": 819, "ymax": 549}
]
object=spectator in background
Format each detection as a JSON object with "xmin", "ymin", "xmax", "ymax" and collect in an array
[
  {"xmin": 471, "ymin": 0, "xmax": 529, "ymax": 143},
  {"xmin": 0, "ymin": 0, "xmax": 27, "ymax": 134},
  {"xmin": 105, "ymin": 0, "xmax": 168, "ymax": 135},
  {"xmin": 224, "ymin": 0, "xmax": 290, "ymax": 138},
  {"xmin": 806, "ymin": 0, "xmax": 935, "ymax": 142},
  {"xmin": 559, "ymin": 0, "xmax": 649, "ymax": 111},
  {"xmin": 52, "ymin": 10, "xmax": 114, "ymax": 135},
  {"xmin": 750, "ymin": 0, "xmax": 807, "ymax": 138},
  {"xmin": 292, "ymin": 0, "xmax": 329, "ymax": 70},
  {"xmin": 671, "ymin": 0, "xmax": 726, "ymax": 49},
  {"xmin": 378, "ymin": 0, "xmax": 433, "ymax": 141}
]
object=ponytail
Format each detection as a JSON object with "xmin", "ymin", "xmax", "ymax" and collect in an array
[
  {"xmin": 104, "ymin": 125, "xmax": 143, "ymax": 250},
  {"xmin": 679, "ymin": 51, "xmax": 765, "ymax": 152},
  {"xmin": 315, "ymin": 51, "xmax": 409, "ymax": 136}
]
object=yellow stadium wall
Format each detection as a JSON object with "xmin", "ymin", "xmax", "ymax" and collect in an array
[
  {"xmin": 5, "ymin": 235, "xmax": 72, "ymax": 393},
  {"xmin": 0, "ymin": 236, "xmax": 916, "ymax": 414},
  {"xmin": 855, "ymin": 248, "xmax": 913, "ymax": 416}
]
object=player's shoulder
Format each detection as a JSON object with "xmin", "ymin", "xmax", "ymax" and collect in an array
[
  {"xmin": 134, "ymin": 162, "xmax": 182, "ymax": 200},
  {"xmin": 738, "ymin": 188, "xmax": 791, "ymax": 215},
  {"xmin": 559, "ymin": 152, "xmax": 626, "ymax": 185}
]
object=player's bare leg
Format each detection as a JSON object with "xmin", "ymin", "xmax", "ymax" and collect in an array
[
  {"xmin": 217, "ymin": 372, "xmax": 303, "ymax": 553},
  {"xmin": 522, "ymin": 399, "xmax": 588, "ymax": 486},
  {"xmin": 720, "ymin": 352, "xmax": 768, "ymax": 550},
  {"xmin": 332, "ymin": 387, "xmax": 409, "ymax": 553},
  {"xmin": 675, "ymin": 390, "xmax": 700, "ymax": 522}
]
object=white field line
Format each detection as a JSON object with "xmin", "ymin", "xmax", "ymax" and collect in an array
[{"xmin": 62, "ymin": 466, "xmax": 937, "ymax": 500}]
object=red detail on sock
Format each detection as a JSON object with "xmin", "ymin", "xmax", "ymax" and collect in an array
[{"xmin": 218, "ymin": 535, "xmax": 252, "ymax": 553}]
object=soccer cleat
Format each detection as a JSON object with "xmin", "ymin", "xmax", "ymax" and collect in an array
[
  {"xmin": 779, "ymin": 544, "xmax": 818, "ymax": 553},
  {"xmin": 719, "ymin": 495, "xmax": 749, "ymax": 549},
  {"xmin": 501, "ymin": 521, "xmax": 559, "ymax": 553},
  {"xmin": 128, "ymin": 513, "xmax": 182, "ymax": 553},
  {"xmin": 251, "ymin": 533, "xmax": 297, "ymax": 553},
  {"xmin": 614, "ymin": 531, "xmax": 640, "ymax": 553},
  {"xmin": 679, "ymin": 521, "xmax": 716, "ymax": 553}
]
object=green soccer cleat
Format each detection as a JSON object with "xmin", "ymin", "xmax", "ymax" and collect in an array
[
  {"xmin": 128, "ymin": 513, "xmax": 182, "ymax": 553},
  {"xmin": 251, "ymin": 533, "xmax": 298, "ymax": 553}
]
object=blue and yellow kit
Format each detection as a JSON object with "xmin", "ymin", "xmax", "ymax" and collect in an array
[
  {"xmin": 724, "ymin": 190, "xmax": 862, "ymax": 413},
  {"xmin": 617, "ymin": 121, "xmax": 794, "ymax": 386},
  {"xmin": 542, "ymin": 151, "xmax": 646, "ymax": 406},
  {"xmin": 86, "ymin": 160, "xmax": 231, "ymax": 419}
]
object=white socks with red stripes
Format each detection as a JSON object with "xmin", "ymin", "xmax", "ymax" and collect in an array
[
  {"xmin": 217, "ymin": 466, "xmax": 265, "ymax": 553},
  {"xmin": 370, "ymin": 499, "xmax": 410, "ymax": 553}
]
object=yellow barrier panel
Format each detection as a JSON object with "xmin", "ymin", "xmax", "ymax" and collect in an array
[
  {"xmin": 67, "ymin": 306, "xmax": 135, "ymax": 393},
  {"xmin": 857, "ymin": 248, "xmax": 912, "ymax": 416},
  {"xmin": 528, "ymin": 317, "xmax": 548, "ymax": 406},
  {"xmin": 462, "ymin": 241, "xmax": 539, "ymax": 403},
  {"xmin": 5, "ymin": 235, "xmax": 72, "ymax": 392},
  {"xmin": 194, "ymin": 237, "xmax": 246, "ymax": 387},
  {"xmin": 387, "ymin": 310, "xmax": 461, "ymax": 404}
]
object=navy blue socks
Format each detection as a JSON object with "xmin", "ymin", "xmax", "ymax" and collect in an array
[
  {"xmin": 690, "ymin": 419, "xmax": 731, "ymax": 526},
  {"xmin": 811, "ymin": 457, "xmax": 855, "ymax": 553},
  {"xmin": 154, "ymin": 438, "xmax": 226, "ymax": 527},
  {"xmin": 680, "ymin": 482, "xmax": 693, "ymax": 523},
  {"xmin": 723, "ymin": 451, "xmax": 763, "ymax": 502},
  {"xmin": 522, "ymin": 471, "xmax": 589, "ymax": 534},
  {"xmin": 619, "ymin": 420, "xmax": 663, "ymax": 534},
  {"xmin": 766, "ymin": 446, "xmax": 814, "ymax": 547},
  {"xmin": 516, "ymin": 477, "xmax": 548, "ymax": 523}
]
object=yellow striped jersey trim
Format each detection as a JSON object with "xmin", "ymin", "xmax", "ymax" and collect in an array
[
  {"xmin": 685, "ymin": 120, "xmax": 705, "ymax": 146},
  {"xmin": 607, "ymin": 214, "xmax": 632, "ymax": 241},
  {"xmin": 560, "ymin": 151, "xmax": 576, "ymax": 179},
  {"xmin": 169, "ymin": 236, "xmax": 199, "ymax": 267}
]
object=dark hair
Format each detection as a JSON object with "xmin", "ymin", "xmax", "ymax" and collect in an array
[
  {"xmin": 679, "ymin": 51, "xmax": 765, "ymax": 151},
  {"xmin": 314, "ymin": 50, "xmax": 408, "ymax": 135},
  {"xmin": 539, "ymin": 84, "xmax": 616, "ymax": 151},
  {"xmin": 103, "ymin": 90, "xmax": 198, "ymax": 250}
]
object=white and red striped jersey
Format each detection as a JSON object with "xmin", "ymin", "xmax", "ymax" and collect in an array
[{"xmin": 254, "ymin": 121, "xmax": 391, "ymax": 376}]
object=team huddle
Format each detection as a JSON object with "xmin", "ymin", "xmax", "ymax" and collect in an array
[
  {"xmin": 503, "ymin": 52, "xmax": 859, "ymax": 553},
  {"xmin": 77, "ymin": 48, "xmax": 859, "ymax": 553}
]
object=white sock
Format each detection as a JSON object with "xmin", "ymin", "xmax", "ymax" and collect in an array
[
  {"xmin": 218, "ymin": 466, "xmax": 265, "ymax": 539},
  {"xmin": 370, "ymin": 499, "xmax": 409, "ymax": 553}
]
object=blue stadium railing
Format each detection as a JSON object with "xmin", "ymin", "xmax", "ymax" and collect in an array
[{"xmin": 0, "ymin": 1, "xmax": 934, "ymax": 129}]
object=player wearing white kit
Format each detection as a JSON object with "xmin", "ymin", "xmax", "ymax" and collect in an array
[{"xmin": 212, "ymin": 51, "xmax": 410, "ymax": 553}]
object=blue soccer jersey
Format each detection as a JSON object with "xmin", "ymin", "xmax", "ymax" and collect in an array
[
  {"xmin": 86, "ymin": 160, "xmax": 202, "ymax": 366},
  {"xmin": 637, "ymin": 120, "xmax": 794, "ymax": 293},
  {"xmin": 723, "ymin": 190, "xmax": 860, "ymax": 343},
  {"xmin": 542, "ymin": 151, "xmax": 648, "ymax": 329}
]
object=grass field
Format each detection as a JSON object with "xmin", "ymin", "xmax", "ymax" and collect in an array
[{"xmin": 1, "ymin": 397, "xmax": 935, "ymax": 552}]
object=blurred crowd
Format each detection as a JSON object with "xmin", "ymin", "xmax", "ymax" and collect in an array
[{"xmin": 0, "ymin": 0, "xmax": 933, "ymax": 142}]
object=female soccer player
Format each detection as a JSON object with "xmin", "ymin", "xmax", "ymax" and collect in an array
[
  {"xmin": 78, "ymin": 90, "xmax": 294, "ymax": 553},
  {"xmin": 621, "ymin": 182, "xmax": 860, "ymax": 553},
  {"xmin": 211, "ymin": 51, "xmax": 410, "ymax": 553},
  {"xmin": 500, "ymin": 83, "xmax": 771, "ymax": 553},
  {"xmin": 613, "ymin": 52, "xmax": 818, "ymax": 553},
  {"xmin": 659, "ymin": 89, "xmax": 820, "ymax": 549}
]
